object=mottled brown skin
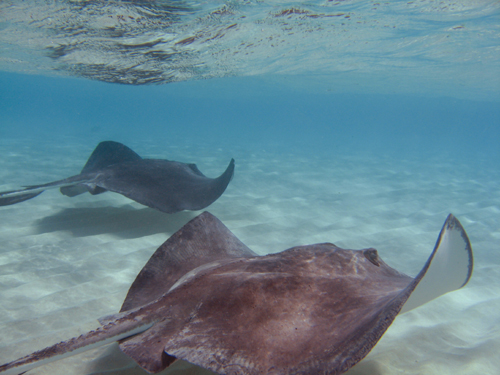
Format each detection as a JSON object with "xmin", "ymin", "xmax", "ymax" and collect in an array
[
  {"xmin": 120, "ymin": 209, "xmax": 256, "ymax": 312},
  {"xmin": 119, "ymin": 242, "xmax": 415, "ymax": 374},
  {"xmin": 1, "ymin": 212, "xmax": 466, "ymax": 375},
  {"xmin": 116, "ymin": 212, "xmax": 421, "ymax": 375}
]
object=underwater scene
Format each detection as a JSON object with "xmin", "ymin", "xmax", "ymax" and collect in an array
[{"xmin": 0, "ymin": 1, "xmax": 499, "ymax": 374}]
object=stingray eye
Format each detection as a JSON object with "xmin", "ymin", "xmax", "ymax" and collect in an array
[{"xmin": 363, "ymin": 249, "xmax": 380, "ymax": 266}]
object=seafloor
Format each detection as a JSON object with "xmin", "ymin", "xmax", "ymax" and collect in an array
[{"xmin": 0, "ymin": 136, "xmax": 499, "ymax": 375}]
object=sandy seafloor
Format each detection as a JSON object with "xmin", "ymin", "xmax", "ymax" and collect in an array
[
  {"xmin": 0, "ymin": 129, "xmax": 499, "ymax": 375},
  {"xmin": 0, "ymin": 0, "xmax": 499, "ymax": 371},
  {"xmin": 0, "ymin": 62, "xmax": 500, "ymax": 374}
]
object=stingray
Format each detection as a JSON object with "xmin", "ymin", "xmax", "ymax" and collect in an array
[
  {"xmin": 0, "ymin": 212, "xmax": 473, "ymax": 375},
  {"xmin": 0, "ymin": 141, "xmax": 235, "ymax": 214}
]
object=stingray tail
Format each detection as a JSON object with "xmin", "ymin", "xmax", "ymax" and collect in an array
[
  {"xmin": 0, "ymin": 178, "xmax": 89, "ymax": 207},
  {"xmin": 0, "ymin": 313, "xmax": 153, "ymax": 375},
  {"xmin": 0, "ymin": 188, "xmax": 44, "ymax": 206},
  {"xmin": 400, "ymin": 214, "xmax": 473, "ymax": 313},
  {"xmin": 0, "ymin": 142, "xmax": 141, "ymax": 207}
]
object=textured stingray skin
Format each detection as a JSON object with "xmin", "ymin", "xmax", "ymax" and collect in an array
[
  {"xmin": 0, "ymin": 141, "xmax": 235, "ymax": 213},
  {"xmin": 0, "ymin": 212, "xmax": 473, "ymax": 375}
]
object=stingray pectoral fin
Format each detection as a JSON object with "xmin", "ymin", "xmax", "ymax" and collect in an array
[
  {"xmin": 164, "ymin": 158, "xmax": 236, "ymax": 212},
  {"xmin": 80, "ymin": 141, "xmax": 142, "ymax": 174},
  {"xmin": 186, "ymin": 158, "xmax": 235, "ymax": 211},
  {"xmin": 60, "ymin": 183, "xmax": 107, "ymax": 197},
  {"xmin": 119, "ymin": 322, "xmax": 177, "ymax": 373},
  {"xmin": 60, "ymin": 184, "xmax": 89, "ymax": 197},
  {"xmin": 120, "ymin": 211, "xmax": 256, "ymax": 312},
  {"xmin": 221, "ymin": 158, "xmax": 235, "ymax": 183},
  {"xmin": 400, "ymin": 214, "xmax": 473, "ymax": 313}
]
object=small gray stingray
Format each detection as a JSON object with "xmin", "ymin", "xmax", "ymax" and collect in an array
[
  {"xmin": 0, "ymin": 141, "xmax": 235, "ymax": 214},
  {"xmin": 0, "ymin": 212, "xmax": 473, "ymax": 375}
]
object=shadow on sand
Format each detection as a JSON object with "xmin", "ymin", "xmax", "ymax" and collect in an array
[{"xmin": 34, "ymin": 205, "xmax": 197, "ymax": 239}]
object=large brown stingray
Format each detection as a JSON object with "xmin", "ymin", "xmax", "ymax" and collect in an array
[
  {"xmin": 0, "ymin": 212, "xmax": 473, "ymax": 375},
  {"xmin": 0, "ymin": 141, "xmax": 235, "ymax": 214}
]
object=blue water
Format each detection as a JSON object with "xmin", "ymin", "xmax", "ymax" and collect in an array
[
  {"xmin": 1, "ymin": 71, "xmax": 499, "ymax": 164},
  {"xmin": 1, "ymin": 1, "xmax": 500, "ymax": 375},
  {"xmin": 1, "ymin": 0, "xmax": 498, "ymax": 162}
]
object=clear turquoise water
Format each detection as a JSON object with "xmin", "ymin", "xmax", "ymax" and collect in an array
[
  {"xmin": 1, "ymin": 72, "xmax": 499, "ymax": 164},
  {"xmin": 0, "ymin": 1, "xmax": 499, "ymax": 375},
  {"xmin": 1, "ymin": 1, "xmax": 498, "ymax": 163}
]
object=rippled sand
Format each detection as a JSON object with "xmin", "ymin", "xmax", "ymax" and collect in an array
[{"xmin": 0, "ymin": 137, "xmax": 499, "ymax": 375}]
